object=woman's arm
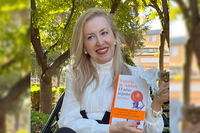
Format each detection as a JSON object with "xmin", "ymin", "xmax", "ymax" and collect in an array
[
  {"xmin": 143, "ymin": 93, "xmax": 164, "ymax": 133},
  {"xmin": 144, "ymin": 82, "xmax": 169, "ymax": 133}
]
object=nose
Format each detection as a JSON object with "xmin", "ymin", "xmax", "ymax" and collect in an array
[{"xmin": 96, "ymin": 36, "xmax": 104, "ymax": 46}]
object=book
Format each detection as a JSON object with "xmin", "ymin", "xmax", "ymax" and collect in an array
[{"xmin": 109, "ymin": 74, "xmax": 150, "ymax": 129}]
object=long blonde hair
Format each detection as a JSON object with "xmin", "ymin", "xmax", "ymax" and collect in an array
[{"xmin": 70, "ymin": 8, "xmax": 132, "ymax": 102}]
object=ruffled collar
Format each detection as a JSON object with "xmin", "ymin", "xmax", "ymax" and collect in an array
[{"xmin": 90, "ymin": 58, "xmax": 113, "ymax": 72}]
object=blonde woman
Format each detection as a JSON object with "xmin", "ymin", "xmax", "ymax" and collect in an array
[{"xmin": 57, "ymin": 7, "xmax": 169, "ymax": 133}]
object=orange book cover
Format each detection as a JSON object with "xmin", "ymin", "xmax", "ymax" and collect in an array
[{"xmin": 109, "ymin": 75, "xmax": 150, "ymax": 129}]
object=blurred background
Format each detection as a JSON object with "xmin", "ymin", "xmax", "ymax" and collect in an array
[
  {"xmin": 0, "ymin": 0, "xmax": 30, "ymax": 133},
  {"xmin": 169, "ymin": 0, "xmax": 200, "ymax": 133}
]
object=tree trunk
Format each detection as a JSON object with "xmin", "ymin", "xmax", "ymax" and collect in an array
[
  {"xmin": 162, "ymin": 0, "xmax": 169, "ymax": 48},
  {"xmin": 158, "ymin": 30, "xmax": 165, "ymax": 86},
  {"xmin": 181, "ymin": 40, "xmax": 193, "ymax": 130},
  {"xmin": 14, "ymin": 112, "xmax": 19, "ymax": 131},
  {"xmin": 189, "ymin": 0, "xmax": 200, "ymax": 70},
  {"xmin": 40, "ymin": 76, "xmax": 52, "ymax": 114},
  {"xmin": 182, "ymin": 40, "xmax": 193, "ymax": 105},
  {"xmin": 0, "ymin": 115, "xmax": 5, "ymax": 133},
  {"xmin": 110, "ymin": 0, "xmax": 120, "ymax": 14},
  {"xmin": 0, "ymin": 73, "xmax": 29, "ymax": 133},
  {"xmin": 57, "ymin": 74, "xmax": 60, "ymax": 87},
  {"xmin": 191, "ymin": 22, "xmax": 200, "ymax": 70}
]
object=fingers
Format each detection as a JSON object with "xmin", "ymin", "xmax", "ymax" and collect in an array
[
  {"xmin": 126, "ymin": 121, "xmax": 140, "ymax": 127},
  {"xmin": 126, "ymin": 122, "xmax": 144, "ymax": 133},
  {"xmin": 126, "ymin": 126, "xmax": 144, "ymax": 133},
  {"xmin": 159, "ymin": 82, "xmax": 169, "ymax": 88},
  {"xmin": 113, "ymin": 121, "xmax": 144, "ymax": 133}
]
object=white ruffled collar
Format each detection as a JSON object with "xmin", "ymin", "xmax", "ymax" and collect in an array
[{"xmin": 90, "ymin": 58, "xmax": 113, "ymax": 72}]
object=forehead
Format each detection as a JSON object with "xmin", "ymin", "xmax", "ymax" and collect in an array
[{"xmin": 84, "ymin": 16, "xmax": 110, "ymax": 34}]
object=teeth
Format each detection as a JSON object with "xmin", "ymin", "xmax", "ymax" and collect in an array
[{"xmin": 97, "ymin": 48, "xmax": 108, "ymax": 53}]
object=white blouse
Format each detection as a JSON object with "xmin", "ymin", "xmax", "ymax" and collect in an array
[{"xmin": 58, "ymin": 58, "xmax": 164, "ymax": 133}]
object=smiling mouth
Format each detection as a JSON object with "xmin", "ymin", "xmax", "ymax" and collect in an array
[{"xmin": 96, "ymin": 47, "xmax": 108, "ymax": 54}]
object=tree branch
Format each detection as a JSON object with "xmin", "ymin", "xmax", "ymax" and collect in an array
[
  {"xmin": 31, "ymin": 0, "xmax": 47, "ymax": 71},
  {"xmin": 150, "ymin": 0, "xmax": 164, "ymax": 27},
  {"xmin": 190, "ymin": 0, "xmax": 199, "ymax": 29},
  {"xmin": 147, "ymin": 4, "xmax": 155, "ymax": 8},
  {"xmin": 1, "ymin": 73, "xmax": 30, "ymax": 114},
  {"xmin": 64, "ymin": 0, "xmax": 75, "ymax": 31},
  {"xmin": 44, "ymin": 0, "xmax": 75, "ymax": 55},
  {"xmin": 110, "ymin": 0, "xmax": 121, "ymax": 14},
  {"xmin": 175, "ymin": 0, "xmax": 190, "ymax": 30},
  {"xmin": 190, "ymin": 0, "xmax": 200, "ymax": 70},
  {"xmin": 162, "ymin": 0, "xmax": 169, "ymax": 47},
  {"xmin": 0, "ymin": 59, "xmax": 15, "ymax": 74},
  {"xmin": 44, "ymin": 49, "xmax": 70, "ymax": 79}
]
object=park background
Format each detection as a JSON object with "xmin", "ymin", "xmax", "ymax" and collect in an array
[{"xmin": 0, "ymin": 0, "xmax": 200, "ymax": 133}]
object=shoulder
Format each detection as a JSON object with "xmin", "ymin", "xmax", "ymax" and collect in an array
[
  {"xmin": 66, "ymin": 65, "xmax": 73, "ymax": 74},
  {"xmin": 65, "ymin": 65, "xmax": 74, "ymax": 80}
]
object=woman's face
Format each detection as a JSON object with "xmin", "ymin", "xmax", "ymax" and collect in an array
[{"xmin": 83, "ymin": 16, "xmax": 116, "ymax": 64}]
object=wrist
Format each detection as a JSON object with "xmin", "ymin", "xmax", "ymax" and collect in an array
[
  {"xmin": 152, "ymin": 98, "xmax": 163, "ymax": 112},
  {"xmin": 150, "ymin": 104, "xmax": 163, "ymax": 118}
]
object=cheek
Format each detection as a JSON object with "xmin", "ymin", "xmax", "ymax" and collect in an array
[
  {"xmin": 84, "ymin": 42, "xmax": 96, "ymax": 52},
  {"xmin": 111, "ymin": 43, "xmax": 116, "ymax": 52}
]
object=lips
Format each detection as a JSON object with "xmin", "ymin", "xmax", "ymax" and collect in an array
[{"xmin": 96, "ymin": 47, "xmax": 108, "ymax": 54}]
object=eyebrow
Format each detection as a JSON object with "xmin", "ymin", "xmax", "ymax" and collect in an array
[{"xmin": 86, "ymin": 28, "xmax": 107, "ymax": 35}]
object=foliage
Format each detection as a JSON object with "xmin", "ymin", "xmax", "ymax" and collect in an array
[
  {"xmin": 114, "ymin": 1, "xmax": 149, "ymax": 59},
  {"xmin": 31, "ymin": 52, "xmax": 39, "ymax": 77},
  {"xmin": 0, "ymin": 0, "xmax": 30, "ymax": 109},
  {"xmin": 31, "ymin": 0, "xmax": 151, "ymax": 113},
  {"xmin": 121, "ymin": 44, "xmax": 135, "ymax": 66},
  {"xmin": 163, "ymin": 127, "xmax": 169, "ymax": 132},
  {"xmin": 57, "ymin": 86, "xmax": 66, "ymax": 96},
  {"xmin": 15, "ymin": 130, "xmax": 28, "ymax": 133},
  {"xmin": 0, "ymin": 0, "xmax": 30, "ymax": 131},
  {"xmin": 31, "ymin": 86, "xmax": 58, "ymax": 111},
  {"xmin": 31, "ymin": 86, "xmax": 40, "ymax": 111},
  {"xmin": 31, "ymin": 0, "xmax": 150, "ymax": 64},
  {"xmin": 52, "ymin": 88, "xmax": 57, "ymax": 107},
  {"xmin": 130, "ymin": 0, "xmax": 170, "ymax": 27},
  {"xmin": 31, "ymin": 110, "xmax": 55, "ymax": 133},
  {"xmin": 0, "ymin": 0, "xmax": 30, "ymax": 75},
  {"xmin": 31, "ymin": 83, "xmax": 40, "ymax": 87}
]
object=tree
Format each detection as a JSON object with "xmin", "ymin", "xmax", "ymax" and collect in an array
[
  {"xmin": 130, "ymin": 0, "xmax": 169, "ymax": 77},
  {"xmin": 0, "ymin": 0, "xmax": 30, "ymax": 132},
  {"xmin": 31, "ymin": 0, "xmax": 151, "ymax": 114},
  {"xmin": 171, "ymin": 0, "xmax": 200, "ymax": 106},
  {"xmin": 117, "ymin": 3, "xmax": 149, "ymax": 65},
  {"xmin": 172, "ymin": 0, "xmax": 200, "ymax": 130}
]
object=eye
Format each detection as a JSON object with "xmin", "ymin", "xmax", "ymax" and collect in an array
[
  {"xmin": 88, "ymin": 36, "xmax": 94, "ymax": 40},
  {"xmin": 102, "ymin": 31, "xmax": 108, "ymax": 35}
]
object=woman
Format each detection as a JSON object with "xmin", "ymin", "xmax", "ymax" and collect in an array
[{"xmin": 57, "ymin": 7, "xmax": 169, "ymax": 133}]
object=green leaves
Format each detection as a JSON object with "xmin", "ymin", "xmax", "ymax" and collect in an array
[
  {"xmin": 0, "ymin": 0, "xmax": 30, "ymax": 76},
  {"xmin": 138, "ymin": 5, "xmax": 145, "ymax": 13},
  {"xmin": 169, "ymin": 5, "xmax": 181, "ymax": 20},
  {"xmin": 149, "ymin": 11, "xmax": 158, "ymax": 20}
]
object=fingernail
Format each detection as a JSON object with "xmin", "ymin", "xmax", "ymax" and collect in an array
[{"xmin": 137, "ymin": 122, "xmax": 140, "ymax": 125}]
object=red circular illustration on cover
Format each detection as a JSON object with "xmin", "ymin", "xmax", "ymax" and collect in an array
[{"xmin": 131, "ymin": 91, "xmax": 143, "ymax": 102}]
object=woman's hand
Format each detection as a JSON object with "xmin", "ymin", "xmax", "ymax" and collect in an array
[
  {"xmin": 109, "ymin": 121, "xmax": 144, "ymax": 133},
  {"xmin": 152, "ymin": 82, "xmax": 169, "ymax": 112}
]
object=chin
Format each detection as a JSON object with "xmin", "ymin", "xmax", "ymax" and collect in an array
[{"xmin": 102, "ymin": 58, "xmax": 112, "ymax": 64}]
